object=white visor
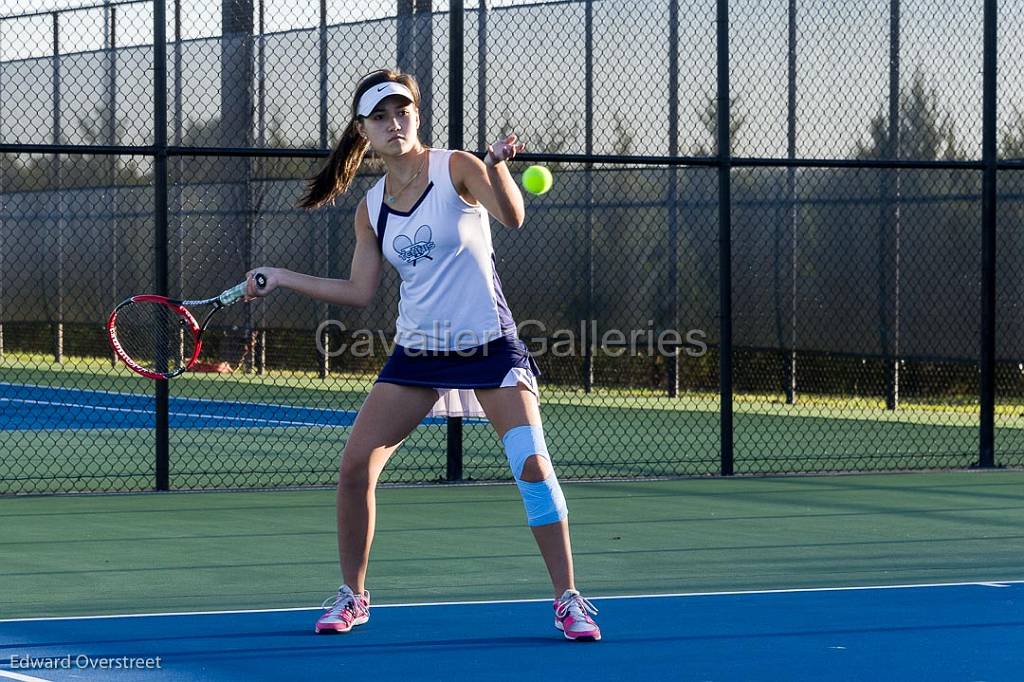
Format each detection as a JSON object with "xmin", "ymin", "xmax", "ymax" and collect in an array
[{"xmin": 357, "ymin": 82, "xmax": 415, "ymax": 117}]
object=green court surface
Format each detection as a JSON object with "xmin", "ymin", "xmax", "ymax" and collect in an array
[
  {"xmin": 1, "ymin": 471, "xmax": 1022, "ymax": 620},
  {"xmin": 4, "ymin": 357, "xmax": 1024, "ymax": 492}
]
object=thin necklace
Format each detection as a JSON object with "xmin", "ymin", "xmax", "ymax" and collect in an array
[{"xmin": 386, "ymin": 151, "xmax": 427, "ymax": 204}]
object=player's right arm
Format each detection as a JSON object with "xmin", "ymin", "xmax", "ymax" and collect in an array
[{"xmin": 245, "ymin": 198, "xmax": 382, "ymax": 308}]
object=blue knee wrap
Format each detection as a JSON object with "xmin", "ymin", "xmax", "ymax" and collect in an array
[{"xmin": 502, "ymin": 425, "xmax": 568, "ymax": 526}]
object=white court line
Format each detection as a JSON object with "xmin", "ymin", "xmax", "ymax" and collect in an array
[
  {"xmin": 0, "ymin": 384, "xmax": 471, "ymax": 426},
  {"xmin": 0, "ymin": 579, "xmax": 1020, "ymax": 624},
  {"xmin": 0, "ymin": 383, "xmax": 481, "ymax": 426},
  {"xmin": 0, "ymin": 381, "xmax": 351, "ymax": 415},
  {"xmin": 0, "ymin": 670, "xmax": 52, "ymax": 682},
  {"xmin": 0, "ymin": 397, "xmax": 344, "ymax": 429}
]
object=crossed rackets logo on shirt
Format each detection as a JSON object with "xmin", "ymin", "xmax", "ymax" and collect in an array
[{"xmin": 393, "ymin": 224, "xmax": 436, "ymax": 266}]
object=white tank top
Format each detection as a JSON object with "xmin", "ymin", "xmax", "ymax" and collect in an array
[{"xmin": 366, "ymin": 149, "xmax": 519, "ymax": 351}]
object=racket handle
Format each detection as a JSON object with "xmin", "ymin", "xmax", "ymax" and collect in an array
[{"xmin": 219, "ymin": 272, "xmax": 267, "ymax": 306}]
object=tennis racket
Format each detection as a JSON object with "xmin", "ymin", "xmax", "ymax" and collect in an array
[{"xmin": 107, "ymin": 273, "xmax": 266, "ymax": 380}]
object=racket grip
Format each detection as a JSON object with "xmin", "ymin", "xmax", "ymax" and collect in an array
[{"xmin": 219, "ymin": 272, "xmax": 267, "ymax": 306}]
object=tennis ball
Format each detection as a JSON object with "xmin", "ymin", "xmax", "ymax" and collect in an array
[{"xmin": 522, "ymin": 165, "xmax": 553, "ymax": 195}]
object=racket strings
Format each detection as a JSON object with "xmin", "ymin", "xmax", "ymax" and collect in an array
[{"xmin": 113, "ymin": 302, "xmax": 197, "ymax": 374}]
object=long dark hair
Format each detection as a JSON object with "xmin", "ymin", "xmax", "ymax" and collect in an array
[{"xmin": 298, "ymin": 68, "xmax": 422, "ymax": 209}]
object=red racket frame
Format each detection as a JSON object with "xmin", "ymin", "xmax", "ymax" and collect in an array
[{"xmin": 106, "ymin": 295, "xmax": 203, "ymax": 381}]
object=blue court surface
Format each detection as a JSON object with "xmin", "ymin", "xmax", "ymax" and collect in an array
[
  {"xmin": 1, "ymin": 582, "xmax": 1021, "ymax": 681},
  {"xmin": 0, "ymin": 383, "xmax": 456, "ymax": 431}
]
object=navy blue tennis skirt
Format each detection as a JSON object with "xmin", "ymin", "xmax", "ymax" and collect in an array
[{"xmin": 376, "ymin": 334, "xmax": 540, "ymax": 389}]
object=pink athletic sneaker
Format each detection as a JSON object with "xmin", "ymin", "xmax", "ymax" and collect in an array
[
  {"xmin": 554, "ymin": 589, "xmax": 601, "ymax": 641},
  {"xmin": 315, "ymin": 585, "xmax": 370, "ymax": 634}
]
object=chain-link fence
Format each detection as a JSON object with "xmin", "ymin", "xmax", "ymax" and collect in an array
[{"xmin": 0, "ymin": 0, "xmax": 1021, "ymax": 493}]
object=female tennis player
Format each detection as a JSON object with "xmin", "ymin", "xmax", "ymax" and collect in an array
[{"xmin": 244, "ymin": 68, "xmax": 601, "ymax": 641}]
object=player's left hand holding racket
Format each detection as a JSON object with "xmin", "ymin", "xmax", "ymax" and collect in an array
[{"xmin": 107, "ymin": 272, "xmax": 268, "ymax": 380}]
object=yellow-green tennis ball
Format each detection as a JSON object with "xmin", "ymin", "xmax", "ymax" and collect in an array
[{"xmin": 522, "ymin": 165, "xmax": 553, "ymax": 195}]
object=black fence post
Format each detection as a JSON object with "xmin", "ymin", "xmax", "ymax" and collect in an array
[
  {"xmin": 243, "ymin": 0, "xmax": 266, "ymax": 375},
  {"xmin": 583, "ymin": 0, "xmax": 595, "ymax": 393},
  {"xmin": 223, "ymin": 0, "xmax": 255, "ymax": 374},
  {"xmin": 397, "ymin": 0, "xmax": 412, "ymax": 74},
  {"xmin": 446, "ymin": 416, "xmax": 463, "ymax": 481},
  {"xmin": 0, "ymin": 14, "xmax": 3, "ymax": 363},
  {"xmin": 0, "ymin": 18, "xmax": 4, "ymax": 362},
  {"xmin": 317, "ymin": 0, "xmax": 329, "ymax": 380},
  {"xmin": 154, "ymin": 0, "xmax": 170, "ymax": 491},
  {"xmin": 52, "ymin": 11, "xmax": 63, "ymax": 365},
  {"xmin": 476, "ymin": 0, "xmax": 488, "ymax": 151},
  {"xmin": 882, "ymin": 0, "xmax": 902, "ymax": 411},
  {"xmin": 450, "ymin": 0, "xmax": 463, "ymax": 151},
  {"xmin": 446, "ymin": 0, "xmax": 465, "ymax": 482},
  {"xmin": 667, "ymin": 0, "xmax": 680, "ymax": 398},
  {"xmin": 414, "ymin": 0, "xmax": 433, "ymax": 146},
  {"xmin": 108, "ymin": 3, "xmax": 119, "ymax": 368},
  {"xmin": 172, "ymin": 0, "xmax": 182, "ymax": 317},
  {"xmin": 258, "ymin": 0, "xmax": 266, "ymax": 149},
  {"xmin": 717, "ymin": 0, "xmax": 733, "ymax": 476},
  {"xmin": 979, "ymin": 0, "xmax": 997, "ymax": 469},
  {"xmin": 782, "ymin": 0, "xmax": 797, "ymax": 405}
]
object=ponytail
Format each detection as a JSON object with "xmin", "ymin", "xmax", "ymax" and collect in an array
[{"xmin": 297, "ymin": 118, "xmax": 368, "ymax": 209}]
